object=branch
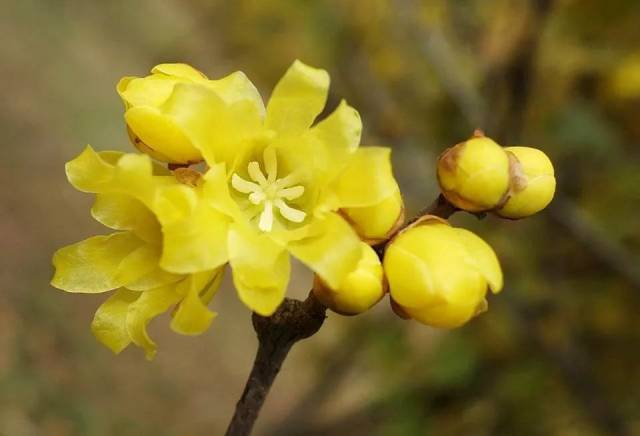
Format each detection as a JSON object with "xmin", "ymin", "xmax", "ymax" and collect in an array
[{"xmin": 225, "ymin": 293, "xmax": 327, "ymax": 436}]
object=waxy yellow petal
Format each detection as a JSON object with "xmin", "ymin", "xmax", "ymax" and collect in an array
[
  {"xmin": 154, "ymin": 185, "xmax": 230, "ymax": 274},
  {"xmin": 51, "ymin": 232, "xmax": 143, "ymax": 293},
  {"xmin": 91, "ymin": 289, "xmax": 139, "ymax": 354},
  {"xmin": 171, "ymin": 269, "xmax": 224, "ymax": 335},
  {"xmin": 91, "ymin": 193, "xmax": 160, "ymax": 244},
  {"xmin": 228, "ymin": 225, "xmax": 290, "ymax": 316},
  {"xmin": 333, "ymin": 147, "xmax": 397, "ymax": 208},
  {"xmin": 452, "ymin": 227, "xmax": 503, "ymax": 293},
  {"xmin": 288, "ymin": 213, "xmax": 361, "ymax": 290},
  {"xmin": 126, "ymin": 284, "xmax": 182, "ymax": 360},
  {"xmin": 265, "ymin": 60, "xmax": 329, "ymax": 135},
  {"xmin": 309, "ymin": 99, "xmax": 361, "ymax": 169}
]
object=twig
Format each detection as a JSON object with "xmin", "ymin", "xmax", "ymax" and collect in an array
[{"xmin": 225, "ymin": 293, "xmax": 327, "ymax": 436}]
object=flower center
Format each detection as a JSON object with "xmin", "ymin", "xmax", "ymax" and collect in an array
[{"xmin": 231, "ymin": 147, "xmax": 306, "ymax": 232}]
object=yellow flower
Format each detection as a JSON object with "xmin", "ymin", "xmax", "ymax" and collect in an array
[
  {"xmin": 118, "ymin": 63, "xmax": 264, "ymax": 164},
  {"xmin": 383, "ymin": 216, "xmax": 503, "ymax": 328},
  {"xmin": 313, "ymin": 243, "xmax": 386, "ymax": 315},
  {"xmin": 120, "ymin": 60, "xmax": 401, "ymax": 317},
  {"xmin": 51, "ymin": 147, "xmax": 224, "ymax": 359},
  {"xmin": 437, "ymin": 132, "xmax": 510, "ymax": 212},
  {"xmin": 496, "ymin": 146, "xmax": 556, "ymax": 219}
]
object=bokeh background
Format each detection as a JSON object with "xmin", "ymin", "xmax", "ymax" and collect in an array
[{"xmin": 2, "ymin": 0, "xmax": 639, "ymax": 434}]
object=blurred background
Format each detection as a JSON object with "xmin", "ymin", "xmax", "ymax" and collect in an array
[{"xmin": 2, "ymin": 0, "xmax": 639, "ymax": 434}]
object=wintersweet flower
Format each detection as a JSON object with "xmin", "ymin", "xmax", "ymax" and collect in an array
[
  {"xmin": 383, "ymin": 216, "xmax": 503, "ymax": 328},
  {"xmin": 120, "ymin": 60, "xmax": 400, "ymax": 317},
  {"xmin": 341, "ymin": 185, "xmax": 404, "ymax": 244},
  {"xmin": 51, "ymin": 147, "xmax": 224, "ymax": 359},
  {"xmin": 313, "ymin": 243, "xmax": 386, "ymax": 315}
]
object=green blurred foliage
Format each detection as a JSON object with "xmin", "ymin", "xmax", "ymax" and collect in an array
[{"xmin": 1, "ymin": 0, "xmax": 639, "ymax": 435}]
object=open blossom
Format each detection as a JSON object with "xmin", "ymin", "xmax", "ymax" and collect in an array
[
  {"xmin": 126, "ymin": 60, "xmax": 400, "ymax": 316},
  {"xmin": 51, "ymin": 148, "xmax": 224, "ymax": 359},
  {"xmin": 52, "ymin": 60, "xmax": 400, "ymax": 357}
]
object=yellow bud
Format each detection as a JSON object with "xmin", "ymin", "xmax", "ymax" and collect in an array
[
  {"xmin": 341, "ymin": 188, "xmax": 404, "ymax": 244},
  {"xmin": 496, "ymin": 146, "xmax": 556, "ymax": 219},
  {"xmin": 313, "ymin": 243, "xmax": 385, "ymax": 315},
  {"xmin": 437, "ymin": 132, "xmax": 510, "ymax": 212},
  {"xmin": 383, "ymin": 216, "xmax": 502, "ymax": 328},
  {"xmin": 118, "ymin": 64, "xmax": 209, "ymax": 165}
]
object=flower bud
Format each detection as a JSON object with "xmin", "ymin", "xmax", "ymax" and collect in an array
[
  {"xmin": 496, "ymin": 146, "xmax": 556, "ymax": 219},
  {"xmin": 437, "ymin": 132, "xmax": 510, "ymax": 212},
  {"xmin": 313, "ymin": 243, "xmax": 385, "ymax": 315},
  {"xmin": 383, "ymin": 216, "xmax": 502, "ymax": 328},
  {"xmin": 341, "ymin": 188, "xmax": 404, "ymax": 244},
  {"xmin": 118, "ymin": 64, "xmax": 208, "ymax": 164}
]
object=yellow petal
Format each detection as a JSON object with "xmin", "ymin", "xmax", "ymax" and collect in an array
[
  {"xmin": 287, "ymin": 213, "xmax": 361, "ymax": 289},
  {"xmin": 51, "ymin": 232, "xmax": 143, "ymax": 293},
  {"xmin": 118, "ymin": 75, "xmax": 180, "ymax": 109},
  {"xmin": 342, "ymin": 187, "xmax": 403, "ymax": 242},
  {"xmin": 151, "ymin": 63, "xmax": 207, "ymax": 81},
  {"xmin": 332, "ymin": 147, "xmax": 398, "ymax": 208},
  {"xmin": 124, "ymin": 267, "xmax": 183, "ymax": 292},
  {"xmin": 126, "ymin": 284, "xmax": 182, "ymax": 360},
  {"xmin": 91, "ymin": 193, "xmax": 161, "ymax": 243},
  {"xmin": 309, "ymin": 99, "xmax": 361, "ymax": 168},
  {"xmin": 452, "ymin": 227, "xmax": 503, "ymax": 293},
  {"xmin": 161, "ymin": 82, "xmax": 263, "ymax": 168},
  {"xmin": 202, "ymin": 163, "xmax": 244, "ymax": 221},
  {"xmin": 265, "ymin": 60, "xmax": 329, "ymax": 135},
  {"xmin": 125, "ymin": 106, "xmax": 202, "ymax": 164},
  {"xmin": 170, "ymin": 269, "xmax": 224, "ymax": 335},
  {"xmin": 228, "ymin": 225, "xmax": 290, "ymax": 316},
  {"xmin": 204, "ymin": 71, "xmax": 265, "ymax": 116},
  {"xmin": 154, "ymin": 185, "xmax": 230, "ymax": 274},
  {"xmin": 114, "ymin": 244, "xmax": 161, "ymax": 286},
  {"xmin": 65, "ymin": 146, "xmax": 122, "ymax": 193},
  {"xmin": 91, "ymin": 289, "xmax": 139, "ymax": 354}
]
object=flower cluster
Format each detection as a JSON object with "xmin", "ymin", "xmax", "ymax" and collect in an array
[{"xmin": 51, "ymin": 61, "xmax": 555, "ymax": 359}]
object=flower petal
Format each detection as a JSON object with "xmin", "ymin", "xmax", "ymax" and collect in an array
[
  {"xmin": 126, "ymin": 284, "xmax": 182, "ymax": 360},
  {"xmin": 91, "ymin": 193, "xmax": 161, "ymax": 243},
  {"xmin": 161, "ymin": 83, "xmax": 263, "ymax": 168},
  {"xmin": 309, "ymin": 99, "xmax": 361, "ymax": 171},
  {"xmin": 228, "ymin": 225, "xmax": 290, "ymax": 316},
  {"xmin": 51, "ymin": 232, "xmax": 143, "ymax": 293},
  {"xmin": 91, "ymin": 288, "xmax": 139, "ymax": 354},
  {"xmin": 151, "ymin": 63, "xmax": 207, "ymax": 81},
  {"xmin": 154, "ymin": 185, "xmax": 230, "ymax": 274},
  {"xmin": 452, "ymin": 228, "xmax": 503, "ymax": 293},
  {"xmin": 332, "ymin": 146, "xmax": 398, "ymax": 208},
  {"xmin": 287, "ymin": 213, "xmax": 361, "ymax": 289},
  {"xmin": 170, "ymin": 269, "xmax": 224, "ymax": 335},
  {"xmin": 265, "ymin": 60, "xmax": 329, "ymax": 135}
]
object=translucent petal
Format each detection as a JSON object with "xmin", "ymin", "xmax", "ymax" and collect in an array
[
  {"xmin": 91, "ymin": 193, "xmax": 161, "ymax": 244},
  {"xmin": 126, "ymin": 284, "xmax": 182, "ymax": 360},
  {"xmin": 91, "ymin": 289, "xmax": 139, "ymax": 354},
  {"xmin": 332, "ymin": 147, "xmax": 398, "ymax": 208},
  {"xmin": 51, "ymin": 232, "xmax": 143, "ymax": 293},
  {"xmin": 309, "ymin": 99, "xmax": 361, "ymax": 174},
  {"xmin": 287, "ymin": 213, "xmax": 361, "ymax": 289},
  {"xmin": 114, "ymin": 245, "xmax": 161, "ymax": 287},
  {"xmin": 151, "ymin": 63, "xmax": 207, "ymax": 81},
  {"xmin": 161, "ymin": 83, "xmax": 263, "ymax": 168},
  {"xmin": 265, "ymin": 60, "xmax": 330, "ymax": 135},
  {"xmin": 228, "ymin": 225, "xmax": 290, "ymax": 316},
  {"xmin": 203, "ymin": 71, "xmax": 266, "ymax": 116},
  {"xmin": 171, "ymin": 269, "xmax": 224, "ymax": 335},
  {"xmin": 155, "ymin": 186, "xmax": 230, "ymax": 274}
]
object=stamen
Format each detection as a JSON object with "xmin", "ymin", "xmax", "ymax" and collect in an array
[
  {"xmin": 248, "ymin": 191, "xmax": 265, "ymax": 205},
  {"xmin": 248, "ymin": 161, "xmax": 267, "ymax": 185},
  {"xmin": 231, "ymin": 174, "xmax": 260, "ymax": 194},
  {"xmin": 258, "ymin": 201, "xmax": 274, "ymax": 232},
  {"xmin": 275, "ymin": 199, "xmax": 306, "ymax": 223},
  {"xmin": 278, "ymin": 186, "xmax": 304, "ymax": 200}
]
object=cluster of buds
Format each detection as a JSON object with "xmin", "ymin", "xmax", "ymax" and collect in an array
[
  {"xmin": 437, "ymin": 130, "xmax": 556, "ymax": 219},
  {"xmin": 316, "ymin": 131, "xmax": 555, "ymax": 329}
]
